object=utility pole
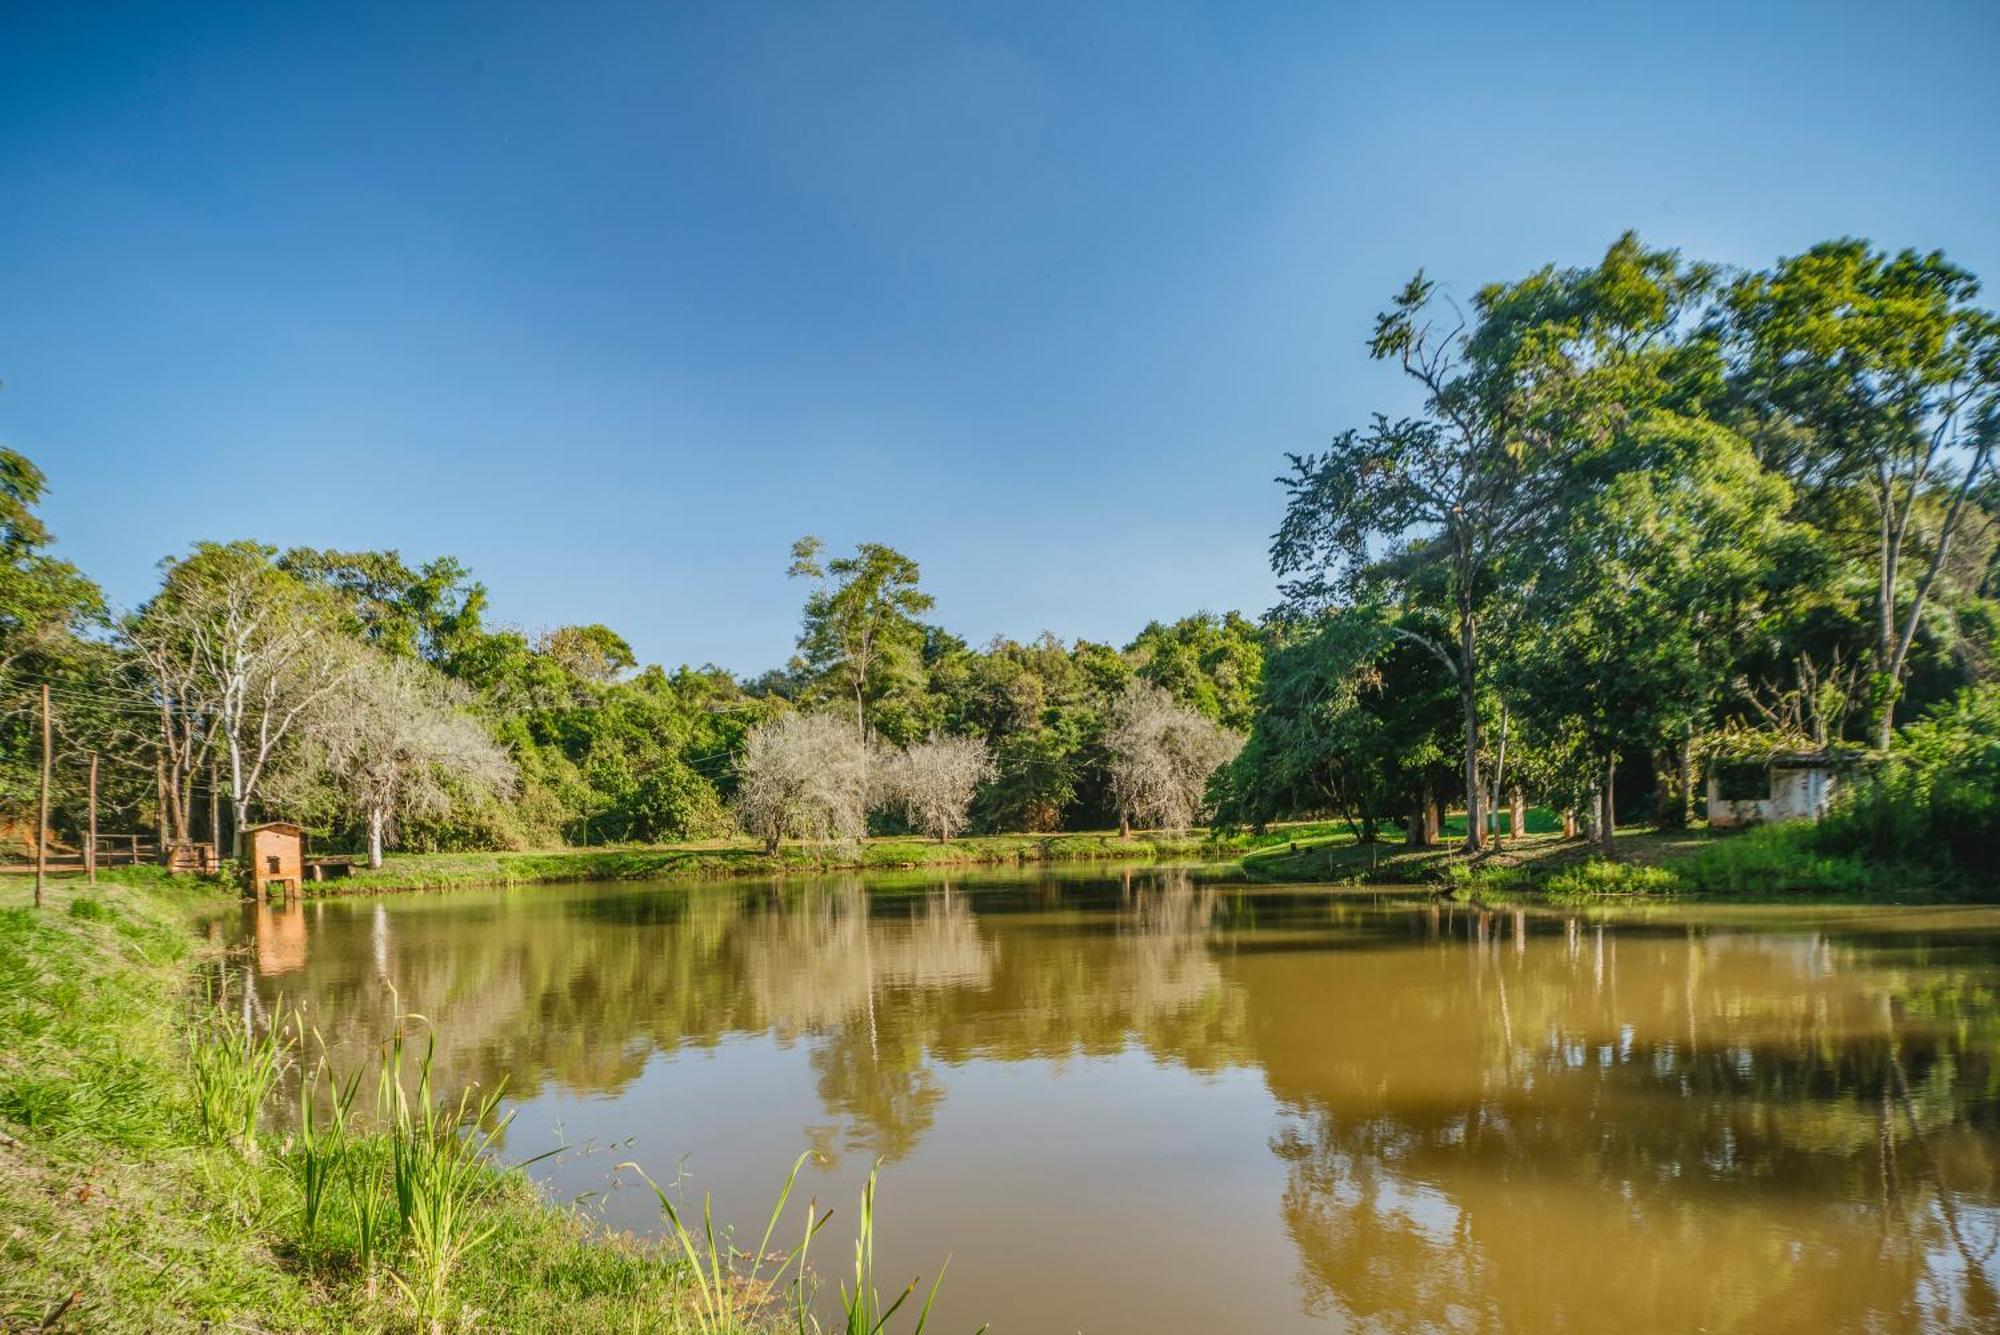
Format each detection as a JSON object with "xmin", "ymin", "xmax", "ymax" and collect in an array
[
  {"xmin": 87, "ymin": 753, "xmax": 99, "ymax": 886},
  {"xmin": 35, "ymin": 683, "xmax": 50, "ymax": 909}
]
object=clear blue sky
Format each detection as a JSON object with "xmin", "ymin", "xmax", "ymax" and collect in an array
[{"xmin": 4, "ymin": 1, "xmax": 1996, "ymax": 674}]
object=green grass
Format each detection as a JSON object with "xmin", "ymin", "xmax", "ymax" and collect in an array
[
  {"xmin": 1239, "ymin": 815, "xmax": 1958, "ymax": 906},
  {"xmin": 0, "ymin": 873, "xmax": 978, "ymax": 1332},
  {"xmin": 333, "ymin": 821, "xmax": 1358, "ymax": 894}
]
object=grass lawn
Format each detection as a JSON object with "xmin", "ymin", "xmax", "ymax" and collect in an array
[
  {"xmin": 1238, "ymin": 818, "xmax": 1956, "ymax": 902},
  {"xmin": 329, "ymin": 819, "xmax": 1360, "ymax": 893},
  {"xmin": 0, "ymin": 872, "xmax": 904, "ymax": 1332}
]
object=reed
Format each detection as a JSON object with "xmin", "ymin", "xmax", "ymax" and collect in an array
[
  {"xmin": 626, "ymin": 1149, "xmax": 826, "ymax": 1334},
  {"xmin": 186, "ymin": 982, "xmax": 290, "ymax": 1152},
  {"xmin": 380, "ymin": 1017, "xmax": 514, "ymax": 1329},
  {"xmin": 628, "ymin": 1155, "xmax": 978, "ymax": 1335},
  {"xmin": 288, "ymin": 1030, "xmax": 362, "ymax": 1245},
  {"xmin": 820, "ymin": 1166, "xmax": 967, "ymax": 1335}
]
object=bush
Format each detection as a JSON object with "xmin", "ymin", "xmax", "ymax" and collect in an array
[
  {"xmin": 1682, "ymin": 823, "xmax": 1891, "ymax": 896},
  {"xmin": 1542, "ymin": 859, "xmax": 1679, "ymax": 899},
  {"xmin": 625, "ymin": 758, "xmax": 732, "ymax": 842},
  {"xmin": 1812, "ymin": 686, "xmax": 2000, "ymax": 885}
]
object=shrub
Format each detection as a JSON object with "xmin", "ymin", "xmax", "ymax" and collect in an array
[{"xmin": 1812, "ymin": 686, "xmax": 2000, "ymax": 885}]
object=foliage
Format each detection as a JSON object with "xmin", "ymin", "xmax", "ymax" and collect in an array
[
  {"xmin": 1810, "ymin": 685, "xmax": 2000, "ymax": 880},
  {"xmin": 1127, "ymin": 611, "xmax": 1265, "ymax": 731},
  {"xmin": 1218, "ymin": 610, "xmax": 1455, "ymax": 840},
  {"xmin": 790, "ymin": 538, "xmax": 935, "ymax": 744}
]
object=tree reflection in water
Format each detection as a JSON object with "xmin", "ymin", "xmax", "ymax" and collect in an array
[{"xmin": 246, "ymin": 874, "xmax": 2000, "ymax": 1332}]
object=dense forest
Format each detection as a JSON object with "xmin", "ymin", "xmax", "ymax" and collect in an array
[{"xmin": 3, "ymin": 233, "xmax": 1997, "ymax": 873}]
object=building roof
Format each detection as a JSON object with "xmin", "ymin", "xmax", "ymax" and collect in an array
[{"xmin": 242, "ymin": 821, "xmax": 304, "ymax": 836}]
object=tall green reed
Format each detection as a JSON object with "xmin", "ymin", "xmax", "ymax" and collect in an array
[
  {"xmin": 625, "ymin": 1149, "xmax": 826, "ymax": 1334},
  {"xmin": 380, "ymin": 1013, "xmax": 515, "ymax": 1330},
  {"xmin": 628, "ymin": 1155, "xmax": 978, "ymax": 1335},
  {"xmin": 186, "ymin": 975, "xmax": 291, "ymax": 1153},
  {"xmin": 289, "ymin": 1028, "xmax": 362, "ymax": 1245}
]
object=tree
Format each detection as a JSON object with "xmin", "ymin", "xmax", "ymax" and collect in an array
[
  {"xmin": 0, "ymin": 449, "xmax": 103, "ymax": 679},
  {"xmin": 1274, "ymin": 236, "xmax": 1719, "ymax": 850},
  {"xmin": 1219, "ymin": 610, "xmax": 1456, "ymax": 843},
  {"xmin": 788, "ymin": 537, "xmax": 934, "ymax": 743},
  {"xmin": 1726, "ymin": 241, "xmax": 2000, "ymax": 746},
  {"xmin": 0, "ymin": 449, "xmax": 107, "ymax": 829},
  {"xmin": 277, "ymin": 547, "xmax": 488, "ymax": 666},
  {"xmin": 535, "ymin": 624, "xmax": 637, "ymax": 683},
  {"xmin": 1504, "ymin": 412, "xmax": 1797, "ymax": 855},
  {"xmin": 1105, "ymin": 681, "xmax": 1243, "ymax": 836},
  {"xmin": 311, "ymin": 652, "xmax": 516, "ymax": 868},
  {"xmin": 1126, "ymin": 611, "xmax": 1266, "ymax": 730},
  {"xmin": 733, "ymin": 711, "xmax": 870, "ymax": 853},
  {"xmin": 124, "ymin": 543, "xmax": 354, "ymax": 847},
  {"xmin": 883, "ymin": 735, "xmax": 994, "ymax": 842}
]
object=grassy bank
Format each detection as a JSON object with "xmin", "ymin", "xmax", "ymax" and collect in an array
[
  {"xmin": 1238, "ymin": 821, "xmax": 1956, "ymax": 904},
  {"xmin": 0, "ymin": 874, "xmax": 965, "ymax": 1332},
  {"xmin": 332, "ymin": 822, "xmax": 1353, "ymax": 894}
]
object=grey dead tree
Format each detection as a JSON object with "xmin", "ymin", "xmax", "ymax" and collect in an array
[
  {"xmin": 124, "ymin": 545, "xmax": 357, "ymax": 850},
  {"xmin": 883, "ymin": 734, "xmax": 994, "ymax": 842},
  {"xmin": 734, "ymin": 711, "xmax": 871, "ymax": 853},
  {"xmin": 311, "ymin": 652, "xmax": 516, "ymax": 868},
  {"xmin": 1105, "ymin": 682, "xmax": 1244, "ymax": 837}
]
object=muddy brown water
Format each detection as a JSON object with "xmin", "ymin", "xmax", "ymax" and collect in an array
[{"xmin": 241, "ymin": 865, "xmax": 2000, "ymax": 1332}]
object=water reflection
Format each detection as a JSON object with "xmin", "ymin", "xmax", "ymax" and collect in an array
[{"xmin": 245, "ymin": 871, "xmax": 2000, "ymax": 1333}]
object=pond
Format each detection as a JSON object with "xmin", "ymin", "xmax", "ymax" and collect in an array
[{"xmin": 241, "ymin": 865, "xmax": 2000, "ymax": 1332}]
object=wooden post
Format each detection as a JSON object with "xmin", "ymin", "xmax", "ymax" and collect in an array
[
  {"xmin": 35, "ymin": 683, "xmax": 50, "ymax": 908},
  {"xmin": 87, "ymin": 753, "xmax": 99, "ymax": 886}
]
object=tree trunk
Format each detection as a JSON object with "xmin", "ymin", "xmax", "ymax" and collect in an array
[
  {"xmin": 1427, "ymin": 796, "xmax": 1443, "ymax": 845},
  {"xmin": 1562, "ymin": 809, "xmax": 1577, "ymax": 840},
  {"xmin": 367, "ymin": 805, "xmax": 385, "ymax": 870},
  {"xmin": 87, "ymin": 754, "xmax": 99, "ymax": 886},
  {"xmin": 155, "ymin": 754, "xmax": 172, "ymax": 858},
  {"xmin": 1119, "ymin": 811, "xmax": 1132, "ymax": 839},
  {"xmin": 1510, "ymin": 787, "xmax": 1526, "ymax": 841},
  {"xmin": 1665, "ymin": 723, "xmax": 1694, "ymax": 829},
  {"xmin": 1458, "ymin": 597, "xmax": 1484, "ymax": 853},
  {"xmin": 1875, "ymin": 440, "xmax": 1994, "ymax": 750},
  {"xmin": 1599, "ymin": 754, "xmax": 1617, "ymax": 859},
  {"xmin": 1406, "ymin": 783, "xmax": 1431, "ymax": 848}
]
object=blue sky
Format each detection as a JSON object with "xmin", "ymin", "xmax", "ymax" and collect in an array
[{"xmin": 4, "ymin": 0, "xmax": 1996, "ymax": 673}]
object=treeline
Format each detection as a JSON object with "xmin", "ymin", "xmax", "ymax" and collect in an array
[
  {"xmin": 3, "ymin": 232, "xmax": 1996, "ymax": 874},
  {"xmin": 0, "ymin": 479, "xmax": 1263, "ymax": 861},
  {"xmin": 1225, "ymin": 233, "xmax": 1999, "ymax": 868}
]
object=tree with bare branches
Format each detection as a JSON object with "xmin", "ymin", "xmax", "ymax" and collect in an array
[
  {"xmin": 883, "ymin": 735, "xmax": 993, "ymax": 842},
  {"xmin": 307, "ymin": 652, "xmax": 516, "ymax": 868},
  {"xmin": 1105, "ymin": 682, "xmax": 1243, "ymax": 837},
  {"xmin": 733, "ymin": 711, "xmax": 871, "ymax": 853},
  {"xmin": 123, "ymin": 543, "xmax": 355, "ymax": 850}
]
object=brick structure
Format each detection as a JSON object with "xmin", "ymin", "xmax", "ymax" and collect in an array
[{"xmin": 241, "ymin": 821, "xmax": 304, "ymax": 897}]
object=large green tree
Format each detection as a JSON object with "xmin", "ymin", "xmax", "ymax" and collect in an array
[
  {"xmin": 1504, "ymin": 413, "xmax": 1798, "ymax": 854},
  {"xmin": 1726, "ymin": 240, "xmax": 2000, "ymax": 746},
  {"xmin": 1273, "ymin": 234, "xmax": 1717, "ymax": 848},
  {"xmin": 788, "ymin": 537, "xmax": 934, "ymax": 744}
]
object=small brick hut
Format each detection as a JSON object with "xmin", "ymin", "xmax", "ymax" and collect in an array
[{"xmin": 241, "ymin": 822, "xmax": 304, "ymax": 897}]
